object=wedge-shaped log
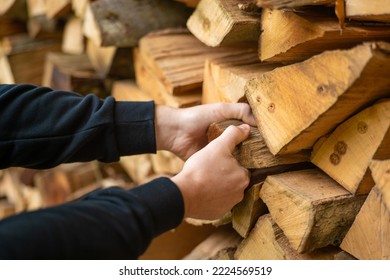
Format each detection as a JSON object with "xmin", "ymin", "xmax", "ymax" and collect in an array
[
  {"xmin": 312, "ymin": 100, "xmax": 390, "ymax": 194},
  {"xmin": 246, "ymin": 42, "xmax": 390, "ymax": 155},
  {"xmin": 202, "ymin": 51, "xmax": 278, "ymax": 104},
  {"xmin": 207, "ymin": 120, "xmax": 310, "ymax": 168},
  {"xmin": 187, "ymin": 0, "xmax": 261, "ymax": 47},
  {"xmin": 83, "ymin": 0, "xmax": 192, "ymax": 47},
  {"xmin": 260, "ymin": 169, "xmax": 366, "ymax": 253},
  {"xmin": 259, "ymin": 8, "xmax": 390, "ymax": 63},
  {"xmin": 340, "ymin": 160, "xmax": 390, "ymax": 259},
  {"xmin": 235, "ymin": 214, "xmax": 341, "ymax": 260},
  {"xmin": 346, "ymin": 0, "xmax": 390, "ymax": 23},
  {"xmin": 257, "ymin": 0, "xmax": 335, "ymax": 9}
]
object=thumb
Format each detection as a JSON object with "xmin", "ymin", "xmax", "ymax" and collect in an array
[{"xmin": 216, "ymin": 124, "xmax": 250, "ymax": 152}]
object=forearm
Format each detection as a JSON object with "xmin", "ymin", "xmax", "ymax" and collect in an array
[
  {"xmin": 0, "ymin": 177, "xmax": 184, "ymax": 260},
  {"xmin": 0, "ymin": 84, "xmax": 156, "ymax": 169}
]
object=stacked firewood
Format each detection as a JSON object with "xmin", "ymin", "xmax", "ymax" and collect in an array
[{"xmin": 1, "ymin": 0, "xmax": 389, "ymax": 260}]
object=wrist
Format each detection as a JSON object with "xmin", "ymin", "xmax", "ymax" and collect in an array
[{"xmin": 155, "ymin": 105, "xmax": 180, "ymax": 152}]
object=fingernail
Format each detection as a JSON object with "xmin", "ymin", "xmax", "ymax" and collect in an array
[{"xmin": 237, "ymin": 124, "xmax": 250, "ymax": 133}]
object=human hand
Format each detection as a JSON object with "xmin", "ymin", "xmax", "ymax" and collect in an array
[
  {"xmin": 155, "ymin": 103, "xmax": 256, "ymax": 160},
  {"xmin": 171, "ymin": 124, "xmax": 251, "ymax": 220}
]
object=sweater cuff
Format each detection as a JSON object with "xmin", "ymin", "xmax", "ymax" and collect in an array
[
  {"xmin": 130, "ymin": 177, "xmax": 185, "ymax": 237},
  {"xmin": 114, "ymin": 101, "xmax": 157, "ymax": 156}
]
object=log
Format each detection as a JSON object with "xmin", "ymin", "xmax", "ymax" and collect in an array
[
  {"xmin": 0, "ymin": 0, "xmax": 27, "ymax": 20},
  {"xmin": 0, "ymin": 17, "xmax": 26, "ymax": 37},
  {"xmin": 151, "ymin": 151, "xmax": 184, "ymax": 176},
  {"xmin": 311, "ymin": 99, "xmax": 390, "ymax": 194},
  {"xmin": 246, "ymin": 41, "xmax": 390, "ymax": 155},
  {"xmin": 42, "ymin": 52, "xmax": 110, "ymax": 98},
  {"xmin": 208, "ymin": 120, "xmax": 311, "ymax": 169},
  {"xmin": 62, "ymin": 16, "xmax": 84, "ymax": 55},
  {"xmin": 346, "ymin": 0, "xmax": 390, "ymax": 23},
  {"xmin": 257, "ymin": 0, "xmax": 335, "ymax": 9},
  {"xmin": 134, "ymin": 48, "xmax": 201, "ymax": 108},
  {"xmin": 176, "ymin": 0, "xmax": 199, "ymax": 8},
  {"xmin": 202, "ymin": 50, "xmax": 278, "ymax": 104},
  {"xmin": 0, "ymin": 53, "xmax": 14, "ymax": 83},
  {"xmin": 260, "ymin": 169, "xmax": 367, "ymax": 253},
  {"xmin": 83, "ymin": 0, "xmax": 192, "ymax": 47},
  {"xmin": 0, "ymin": 200, "xmax": 16, "ymax": 220},
  {"xmin": 231, "ymin": 182, "xmax": 267, "ymax": 238},
  {"xmin": 111, "ymin": 80, "xmax": 153, "ymax": 103},
  {"xmin": 340, "ymin": 160, "xmax": 390, "ymax": 259},
  {"xmin": 259, "ymin": 8, "xmax": 390, "ymax": 63},
  {"xmin": 86, "ymin": 39, "xmax": 134, "ymax": 79},
  {"xmin": 72, "ymin": 0, "xmax": 95, "ymax": 18},
  {"xmin": 45, "ymin": 0, "xmax": 72, "ymax": 19},
  {"xmin": 187, "ymin": 0, "xmax": 261, "ymax": 47},
  {"xmin": 182, "ymin": 225, "xmax": 242, "ymax": 260},
  {"xmin": 235, "ymin": 214, "xmax": 341, "ymax": 260},
  {"xmin": 119, "ymin": 155, "xmax": 154, "ymax": 185},
  {"xmin": 138, "ymin": 29, "xmax": 253, "ymax": 96}
]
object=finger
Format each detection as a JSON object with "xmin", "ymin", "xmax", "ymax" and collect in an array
[
  {"xmin": 215, "ymin": 124, "xmax": 250, "ymax": 152},
  {"xmin": 220, "ymin": 103, "xmax": 257, "ymax": 127}
]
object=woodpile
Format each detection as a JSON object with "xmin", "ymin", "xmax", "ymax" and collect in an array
[{"xmin": 1, "ymin": 0, "xmax": 389, "ymax": 260}]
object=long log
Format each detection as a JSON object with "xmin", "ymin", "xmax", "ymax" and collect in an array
[{"xmin": 346, "ymin": 0, "xmax": 390, "ymax": 23}]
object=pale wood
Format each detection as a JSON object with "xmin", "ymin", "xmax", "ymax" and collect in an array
[
  {"xmin": 231, "ymin": 182, "xmax": 267, "ymax": 238},
  {"xmin": 312, "ymin": 100, "xmax": 390, "ymax": 195},
  {"xmin": 83, "ymin": 0, "xmax": 192, "ymax": 47},
  {"xmin": 257, "ymin": 0, "xmax": 335, "ymax": 9},
  {"xmin": 26, "ymin": 0, "xmax": 45, "ymax": 17},
  {"xmin": 202, "ymin": 50, "xmax": 278, "ymax": 104},
  {"xmin": 72, "ymin": 0, "xmax": 94, "ymax": 18},
  {"xmin": 260, "ymin": 169, "xmax": 367, "ymax": 253},
  {"xmin": 207, "ymin": 120, "xmax": 311, "ymax": 168},
  {"xmin": 111, "ymin": 80, "xmax": 153, "ymax": 103},
  {"xmin": 259, "ymin": 8, "xmax": 390, "ymax": 63},
  {"xmin": 340, "ymin": 181, "xmax": 390, "ymax": 259},
  {"xmin": 151, "ymin": 151, "xmax": 184, "ymax": 176},
  {"xmin": 182, "ymin": 225, "xmax": 242, "ymax": 260},
  {"xmin": 86, "ymin": 39, "xmax": 134, "ymax": 79},
  {"xmin": 0, "ymin": 54, "xmax": 15, "ymax": 83},
  {"xmin": 139, "ymin": 29, "xmax": 252, "ymax": 96},
  {"xmin": 176, "ymin": 0, "xmax": 200, "ymax": 8},
  {"xmin": 370, "ymin": 160, "xmax": 390, "ymax": 190},
  {"xmin": 187, "ymin": 0, "xmax": 261, "ymax": 47},
  {"xmin": 45, "ymin": 0, "xmax": 71, "ymax": 19},
  {"xmin": 134, "ymin": 48, "xmax": 201, "ymax": 108},
  {"xmin": 62, "ymin": 16, "xmax": 84, "ymax": 55},
  {"xmin": 0, "ymin": 0, "xmax": 27, "ymax": 19},
  {"xmin": 0, "ymin": 201, "xmax": 16, "ymax": 220},
  {"xmin": 346, "ymin": 0, "xmax": 390, "ymax": 23},
  {"xmin": 246, "ymin": 41, "xmax": 390, "ymax": 155},
  {"xmin": 119, "ymin": 155, "xmax": 154, "ymax": 185},
  {"xmin": 235, "ymin": 214, "xmax": 341, "ymax": 260}
]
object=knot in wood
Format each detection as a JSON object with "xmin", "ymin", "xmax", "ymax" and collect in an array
[
  {"xmin": 330, "ymin": 153, "xmax": 341, "ymax": 165},
  {"xmin": 268, "ymin": 103, "xmax": 275, "ymax": 113},
  {"xmin": 357, "ymin": 121, "xmax": 368, "ymax": 134},
  {"xmin": 334, "ymin": 141, "xmax": 347, "ymax": 155},
  {"xmin": 317, "ymin": 84, "xmax": 328, "ymax": 96}
]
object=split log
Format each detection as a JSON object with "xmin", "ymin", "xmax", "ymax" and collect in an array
[
  {"xmin": 139, "ymin": 29, "xmax": 253, "ymax": 96},
  {"xmin": 151, "ymin": 151, "xmax": 184, "ymax": 176},
  {"xmin": 83, "ymin": 0, "xmax": 192, "ymax": 47},
  {"xmin": 111, "ymin": 80, "xmax": 153, "ymax": 103},
  {"xmin": 45, "ymin": 0, "xmax": 72, "ymax": 19},
  {"xmin": 42, "ymin": 52, "xmax": 109, "ymax": 97},
  {"xmin": 134, "ymin": 48, "xmax": 201, "ymax": 108},
  {"xmin": 346, "ymin": 0, "xmax": 390, "ymax": 23},
  {"xmin": 86, "ymin": 39, "xmax": 134, "ymax": 79},
  {"xmin": 246, "ymin": 41, "xmax": 390, "ymax": 155},
  {"xmin": 119, "ymin": 155, "xmax": 154, "ymax": 185},
  {"xmin": 208, "ymin": 120, "xmax": 311, "ymax": 169},
  {"xmin": 0, "ymin": 54, "xmax": 14, "ymax": 83},
  {"xmin": 340, "ymin": 160, "xmax": 390, "ymax": 259},
  {"xmin": 182, "ymin": 225, "xmax": 242, "ymax": 260},
  {"xmin": 235, "ymin": 214, "xmax": 341, "ymax": 260},
  {"xmin": 259, "ymin": 8, "xmax": 390, "ymax": 63},
  {"xmin": 311, "ymin": 99, "xmax": 390, "ymax": 194},
  {"xmin": 0, "ymin": 200, "xmax": 16, "ymax": 220},
  {"xmin": 0, "ymin": 0, "xmax": 27, "ymax": 20},
  {"xmin": 187, "ymin": 0, "xmax": 261, "ymax": 47},
  {"xmin": 202, "ymin": 50, "xmax": 278, "ymax": 104},
  {"xmin": 257, "ymin": 0, "xmax": 335, "ymax": 9},
  {"xmin": 72, "ymin": 0, "xmax": 95, "ymax": 18},
  {"xmin": 176, "ymin": 0, "xmax": 200, "ymax": 8},
  {"xmin": 0, "ymin": 17, "xmax": 26, "ymax": 37},
  {"xmin": 260, "ymin": 169, "xmax": 366, "ymax": 253},
  {"xmin": 62, "ymin": 16, "xmax": 84, "ymax": 55}
]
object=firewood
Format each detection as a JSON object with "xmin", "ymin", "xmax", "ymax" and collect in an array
[
  {"xmin": 134, "ymin": 48, "xmax": 201, "ymax": 108},
  {"xmin": 187, "ymin": 0, "xmax": 261, "ymax": 47},
  {"xmin": 151, "ymin": 151, "xmax": 184, "ymax": 176},
  {"xmin": 202, "ymin": 50, "xmax": 278, "ymax": 104},
  {"xmin": 260, "ymin": 169, "xmax": 367, "ymax": 253},
  {"xmin": 111, "ymin": 80, "xmax": 152, "ymax": 103},
  {"xmin": 235, "ymin": 214, "xmax": 341, "ymax": 260},
  {"xmin": 45, "ymin": 0, "xmax": 72, "ymax": 19},
  {"xmin": 340, "ymin": 160, "xmax": 390, "ymax": 259},
  {"xmin": 86, "ymin": 39, "xmax": 134, "ymax": 79},
  {"xmin": 62, "ymin": 16, "xmax": 84, "ymax": 55},
  {"xmin": 119, "ymin": 155, "xmax": 154, "ymax": 185},
  {"xmin": 72, "ymin": 0, "xmax": 95, "ymax": 18},
  {"xmin": 139, "ymin": 29, "xmax": 253, "ymax": 96},
  {"xmin": 259, "ymin": 8, "xmax": 390, "ymax": 63},
  {"xmin": 83, "ymin": 0, "xmax": 192, "ymax": 47},
  {"xmin": 0, "ymin": 17, "xmax": 26, "ymax": 37},
  {"xmin": 312, "ymin": 99, "xmax": 390, "ymax": 194},
  {"xmin": 182, "ymin": 225, "xmax": 242, "ymax": 260},
  {"xmin": 0, "ymin": 200, "xmax": 16, "ymax": 220},
  {"xmin": 0, "ymin": 54, "xmax": 14, "ymax": 83},
  {"xmin": 0, "ymin": 0, "xmax": 27, "ymax": 20},
  {"xmin": 246, "ymin": 41, "xmax": 390, "ymax": 155},
  {"xmin": 176, "ymin": 0, "xmax": 199, "ymax": 8},
  {"xmin": 42, "ymin": 52, "xmax": 109, "ymax": 97},
  {"xmin": 346, "ymin": 0, "xmax": 390, "ymax": 23},
  {"xmin": 257, "ymin": 0, "xmax": 335, "ymax": 9},
  {"xmin": 208, "ymin": 120, "xmax": 311, "ymax": 169}
]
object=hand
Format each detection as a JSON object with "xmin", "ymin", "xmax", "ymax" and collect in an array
[
  {"xmin": 171, "ymin": 124, "xmax": 251, "ymax": 220},
  {"xmin": 155, "ymin": 103, "xmax": 256, "ymax": 160}
]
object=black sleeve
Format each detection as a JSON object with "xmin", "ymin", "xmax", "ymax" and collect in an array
[
  {"xmin": 0, "ymin": 177, "xmax": 185, "ymax": 259},
  {"xmin": 0, "ymin": 84, "xmax": 185, "ymax": 259},
  {"xmin": 0, "ymin": 84, "xmax": 156, "ymax": 169}
]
